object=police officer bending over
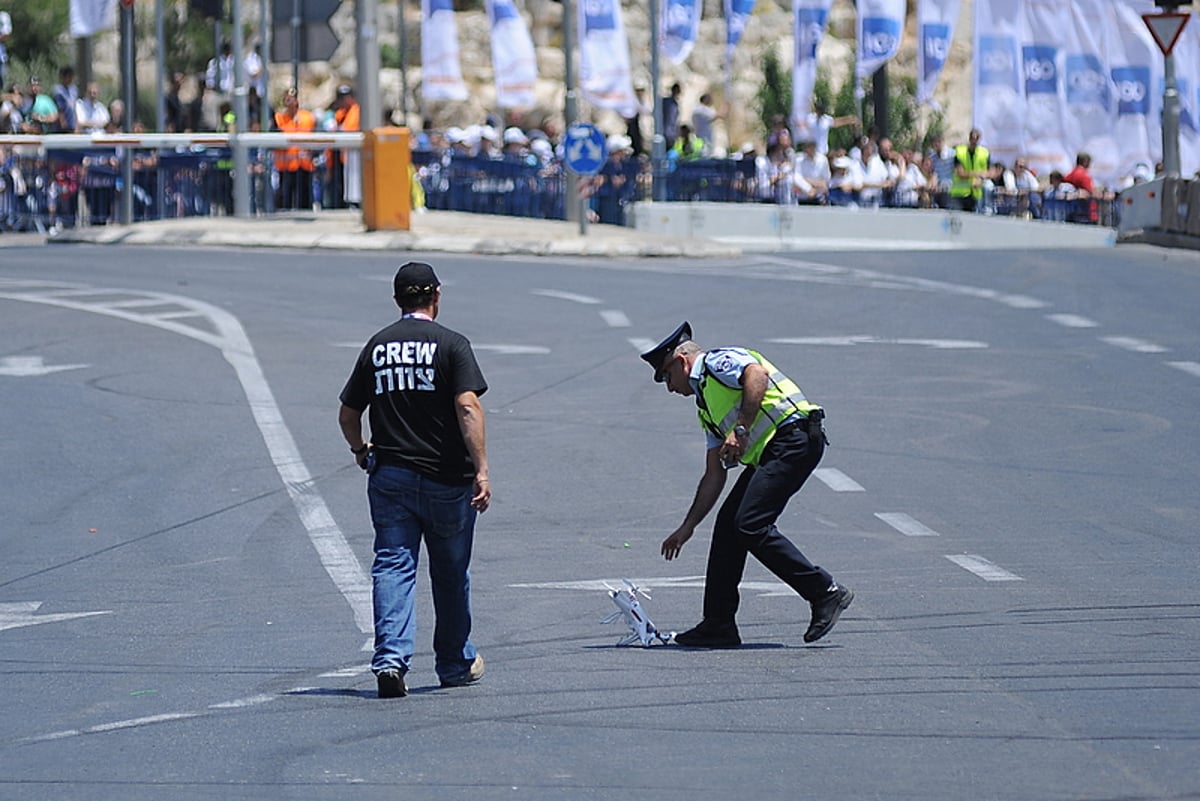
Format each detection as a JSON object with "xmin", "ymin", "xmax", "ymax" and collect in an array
[{"xmin": 641, "ymin": 322, "xmax": 852, "ymax": 647}]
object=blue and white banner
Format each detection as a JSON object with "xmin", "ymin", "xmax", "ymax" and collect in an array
[
  {"xmin": 486, "ymin": 0, "xmax": 538, "ymax": 109},
  {"xmin": 725, "ymin": 0, "xmax": 756, "ymax": 54},
  {"xmin": 578, "ymin": 0, "xmax": 638, "ymax": 116},
  {"xmin": 855, "ymin": 0, "xmax": 906, "ymax": 80},
  {"xmin": 662, "ymin": 0, "xmax": 702, "ymax": 64},
  {"xmin": 791, "ymin": 0, "xmax": 833, "ymax": 131},
  {"xmin": 971, "ymin": 0, "xmax": 1191, "ymax": 186},
  {"xmin": 422, "ymin": 0, "xmax": 469, "ymax": 102},
  {"xmin": 724, "ymin": 0, "xmax": 757, "ymax": 90},
  {"xmin": 916, "ymin": 0, "xmax": 962, "ymax": 107},
  {"xmin": 70, "ymin": 0, "xmax": 117, "ymax": 37}
]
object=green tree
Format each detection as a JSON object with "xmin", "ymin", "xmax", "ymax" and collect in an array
[
  {"xmin": 754, "ymin": 43, "xmax": 790, "ymax": 140},
  {"xmin": 0, "ymin": 0, "xmax": 72, "ymax": 84}
]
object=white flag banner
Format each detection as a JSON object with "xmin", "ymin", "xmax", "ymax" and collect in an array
[
  {"xmin": 1020, "ymin": 0, "xmax": 1069, "ymax": 177},
  {"xmin": 422, "ymin": 0, "xmax": 469, "ymax": 102},
  {"xmin": 855, "ymin": 0, "xmax": 906, "ymax": 80},
  {"xmin": 724, "ymin": 0, "xmax": 758, "ymax": 89},
  {"xmin": 663, "ymin": 0, "xmax": 702, "ymax": 64},
  {"xmin": 1110, "ymin": 0, "xmax": 1159, "ymax": 182},
  {"xmin": 70, "ymin": 0, "xmax": 117, "ymax": 37},
  {"xmin": 1061, "ymin": 0, "xmax": 1116, "ymax": 176},
  {"xmin": 1173, "ymin": 10, "xmax": 1200, "ymax": 177},
  {"xmin": 916, "ymin": 0, "xmax": 962, "ymax": 107},
  {"xmin": 578, "ymin": 0, "xmax": 638, "ymax": 116},
  {"xmin": 972, "ymin": 0, "xmax": 1024, "ymax": 166},
  {"xmin": 791, "ymin": 0, "xmax": 834, "ymax": 131},
  {"xmin": 486, "ymin": 0, "xmax": 538, "ymax": 109}
]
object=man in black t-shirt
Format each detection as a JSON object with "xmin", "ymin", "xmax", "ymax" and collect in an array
[{"xmin": 339, "ymin": 261, "xmax": 490, "ymax": 699}]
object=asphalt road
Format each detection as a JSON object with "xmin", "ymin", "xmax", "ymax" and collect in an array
[{"xmin": 1, "ymin": 241, "xmax": 1198, "ymax": 800}]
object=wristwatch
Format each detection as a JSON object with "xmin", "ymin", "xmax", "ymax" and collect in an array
[{"xmin": 733, "ymin": 425, "xmax": 748, "ymax": 438}]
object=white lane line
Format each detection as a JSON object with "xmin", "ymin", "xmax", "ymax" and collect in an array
[
  {"xmin": 473, "ymin": 344, "xmax": 551, "ymax": 355},
  {"xmin": 813, "ymin": 468, "xmax": 865, "ymax": 492},
  {"xmin": 600, "ymin": 309, "xmax": 632, "ymax": 328},
  {"xmin": 628, "ymin": 337, "xmax": 656, "ymax": 352},
  {"xmin": 944, "ymin": 554, "xmax": 1025, "ymax": 581},
  {"xmin": 770, "ymin": 336, "xmax": 987, "ymax": 349},
  {"xmin": 998, "ymin": 295, "xmax": 1048, "ymax": 310},
  {"xmin": 1101, "ymin": 336, "xmax": 1168, "ymax": 354},
  {"xmin": 1046, "ymin": 313, "xmax": 1099, "ymax": 328},
  {"xmin": 0, "ymin": 283, "xmax": 374, "ymax": 638},
  {"xmin": 87, "ymin": 713, "xmax": 202, "ymax": 734},
  {"xmin": 531, "ymin": 288, "xmax": 602, "ymax": 304},
  {"xmin": 1167, "ymin": 361, "xmax": 1200, "ymax": 378},
  {"xmin": 876, "ymin": 512, "xmax": 941, "ymax": 537}
]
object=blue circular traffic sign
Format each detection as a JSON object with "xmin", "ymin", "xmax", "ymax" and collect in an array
[{"xmin": 563, "ymin": 123, "xmax": 608, "ymax": 176}]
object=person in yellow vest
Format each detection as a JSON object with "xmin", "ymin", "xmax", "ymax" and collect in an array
[
  {"xmin": 641, "ymin": 322, "xmax": 853, "ymax": 648},
  {"xmin": 273, "ymin": 87, "xmax": 317, "ymax": 210},
  {"xmin": 949, "ymin": 128, "xmax": 990, "ymax": 212}
]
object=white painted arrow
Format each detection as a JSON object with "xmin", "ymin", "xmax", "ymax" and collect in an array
[
  {"xmin": 0, "ymin": 356, "xmax": 90, "ymax": 377},
  {"xmin": 0, "ymin": 601, "xmax": 112, "ymax": 633}
]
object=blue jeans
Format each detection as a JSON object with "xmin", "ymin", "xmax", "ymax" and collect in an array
[{"xmin": 368, "ymin": 464, "xmax": 478, "ymax": 683}]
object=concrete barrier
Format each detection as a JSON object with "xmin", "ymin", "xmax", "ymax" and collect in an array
[{"xmin": 629, "ymin": 202, "xmax": 1117, "ymax": 251}]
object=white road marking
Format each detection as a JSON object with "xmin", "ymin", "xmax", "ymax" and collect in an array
[
  {"xmin": 1101, "ymin": 336, "xmax": 1168, "ymax": 353},
  {"xmin": 0, "ymin": 601, "xmax": 111, "ymax": 633},
  {"xmin": 600, "ymin": 309, "xmax": 632, "ymax": 328},
  {"xmin": 473, "ymin": 344, "xmax": 552, "ymax": 355},
  {"xmin": 770, "ymin": 336, "xmax": 987, "ymax": 349},
  {"xmin": 813, "ymin": 468, "xmax": 865, "ymax": 491},
  {"xmin": 1046, "ymin": 313, "xmax": 1099, "ymax": 328},
  {"xmin": 510, "ymin": 576, "xmax": 794, "ymax": 596},
  {"xmin": 1167, "ymin": 361, "xmax": 1200, "ymax": 378},
  {"xmin": 531, "ymin": 288, "xmax": 602, "ymax": 304},
  {"xmin": 628, "ymin": 337, "xmax": 657, "ymax": 352},
  {"xmin": 0, "ymin": 281, "xmax": 374, "ymax": 638},
  {"xmin": 875, "ymin": 512, "xmax": 941, "ymax": 537},
  {"xmin": 87, "ymin": 713, "xmax": 201, "ymax": 734},
  {"xmin": 998, "ymin": 295, "xmax": 1048, "ymax": 310},
  {"xmin": 210, "ymin": 694, "xmax": 276, "ymax": 709},
  {"xmin": 0, "ymin": 355, "xmax": 90, "ymax": 377},
  {"xmin": 944, "ymin": 554, "xmax": 1024, "ymax": 581}
]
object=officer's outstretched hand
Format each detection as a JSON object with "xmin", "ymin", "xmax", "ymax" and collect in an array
[{"xmin": 661, "ymin": 526, "xmax": 693, "ymax": 561}]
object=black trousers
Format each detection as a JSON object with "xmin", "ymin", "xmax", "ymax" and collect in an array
[{"xmin": 703, "ymin": 422, "xmax": 833, "ymax": 623}]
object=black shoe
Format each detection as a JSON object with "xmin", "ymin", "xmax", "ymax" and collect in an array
[
  {"xmin": 377, "ymin": 669, "xmax": 407, "ymax": 698},
  {"xmin": 673, "ymin": 621, "xmax": 741, "ymax": 648},
  {"xmin": 804, "ymin": 585, "xmax": 854, "ymax": 643}
]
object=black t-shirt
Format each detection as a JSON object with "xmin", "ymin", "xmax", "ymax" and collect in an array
[{"xmin": 339, "ymin": 317, "xmax": 487, "ymax": 485}]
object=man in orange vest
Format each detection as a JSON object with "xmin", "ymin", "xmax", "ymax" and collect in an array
[
  {"xmin": 273, "ymin": 87, "xmax": 317, "ymax": 210},
  {"xmin": 328, "ymin": 84, "xmax": 362, "ymax": 208}
]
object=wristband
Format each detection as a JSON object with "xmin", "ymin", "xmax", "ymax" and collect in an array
[{"xmin": 351, "ymin": 444, "xmax": 369, "ymax": 456}]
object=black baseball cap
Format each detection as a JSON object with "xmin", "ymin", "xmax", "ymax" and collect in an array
[
  {"xmin": 640, "ymin": 321, "xmax": 692, "ymax": 382},
  {"xmin": 393, "ymin": 261, "xmax": 440, "ymax": 295}
]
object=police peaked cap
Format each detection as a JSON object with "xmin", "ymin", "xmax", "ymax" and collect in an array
[{"xmin": 640, "ymin": 321, "xmax": 692, "ymax": 382}]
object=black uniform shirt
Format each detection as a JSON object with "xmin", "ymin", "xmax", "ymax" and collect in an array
[{"xmin": 340, "ymin": 317, "xmax": 487, "ymax": 485}]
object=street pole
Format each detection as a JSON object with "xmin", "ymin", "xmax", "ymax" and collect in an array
[
  {"xmin": 1163, "ymin": 49, "xmax": 1180, "ymax": 178},
  {"xmin": 231, "ymin": 0, "xmax": 251, "ymax": 216},
  {"xmin": 356, "ymin": 0, "xmax": 380, "ymax": 129},
  {"xmin": 563, "ymin": 0, "xmax": 580, "ymax": 226},
  {"xmin": 120, "ymin": 1, "xmax": 136, "ymax": 225},
  {"xmin": 399, "ymin": 0, "xmax": 410, "ymax": 122},
  {"xmin": 649, "ymin": 0, "xmax": 665, "ymax": 202}
]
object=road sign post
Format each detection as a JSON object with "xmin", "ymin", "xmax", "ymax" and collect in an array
[
  {"xmin": 1144, "ymin": 7, "xmax": 1192, "ymax": 178},
  {"xmin": 563, "ymin": 123, "xmax": 608, "ymax": 237}
]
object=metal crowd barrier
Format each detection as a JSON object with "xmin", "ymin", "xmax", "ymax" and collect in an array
[{"xmin": 1, "ymin": 132, "xmax": 1121, "ymax": 232}]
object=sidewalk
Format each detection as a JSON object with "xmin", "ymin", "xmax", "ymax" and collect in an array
[{"xmin": 46, "ymin": 209, "xmax": 743, "ymax": 259}]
